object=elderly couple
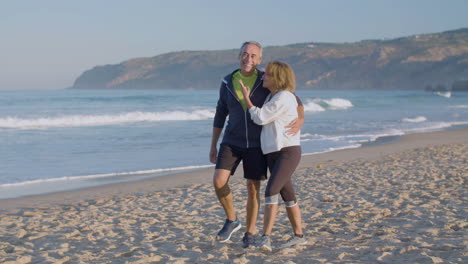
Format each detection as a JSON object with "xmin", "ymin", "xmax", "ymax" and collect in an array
[{"xmin": 210, "ymin": 41, "xmax": 306, "ymax": 251}]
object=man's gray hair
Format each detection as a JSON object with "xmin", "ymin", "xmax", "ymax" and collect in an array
[{"xmin": 239, "ymin": 41, "xmax": 263, "ymax": 59}]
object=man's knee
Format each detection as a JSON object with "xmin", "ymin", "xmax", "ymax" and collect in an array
[
  {"xmin": 213, "ymin": 169, "xmax": 231, "ymax": 190},
  {"xmin": 246, "ymin": 179, "xmax": 260, "ymax": 197}
]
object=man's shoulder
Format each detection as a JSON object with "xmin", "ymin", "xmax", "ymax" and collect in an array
[{"xmin": 222, "ymin": 69, "xmax": 240, "ymax": 84}]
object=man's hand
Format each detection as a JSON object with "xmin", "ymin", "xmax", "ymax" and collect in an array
[
  {"xmin": 210, "ymin": 127, "xmax": 222, "ymax": 164},
  {"xmin": 209, "ymin": 146, "xmax": 218, "ymax": 164},
  {"xmin": 286, "ymin": 104, "xmax": 305, "ymax": 135},
  {"xmin": 285, "ymin": 117, "xmax": 304, "ymax": 136}
]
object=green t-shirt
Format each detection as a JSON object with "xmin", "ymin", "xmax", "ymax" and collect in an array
[{"xmin": 232, "ymin": 69, "xmax": 258, "ymax": 111}]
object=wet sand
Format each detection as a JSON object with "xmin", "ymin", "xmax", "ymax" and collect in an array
[{"xmin": 0, "ymin": 129, "xmax": 467, "ymax": 263}]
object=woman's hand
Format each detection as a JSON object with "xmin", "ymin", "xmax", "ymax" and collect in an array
[
  {"xmin": 239, "ymin": 80, "xmax": 250, "ymax": 98},
  {"xmin": 239, "ymin": 80, "xmax": 255, "ymax": 109}
]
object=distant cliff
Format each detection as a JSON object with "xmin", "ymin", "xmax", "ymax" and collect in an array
[{"xmin": 70, "ymin": 28, "xmax": 468, "ymax": 90}]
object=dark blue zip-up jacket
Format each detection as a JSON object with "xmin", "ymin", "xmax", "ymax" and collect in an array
[{"xmin": 213, "ymin": 69, "xmax": 270, "ymax": 149}]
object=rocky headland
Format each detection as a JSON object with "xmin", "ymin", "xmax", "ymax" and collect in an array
[{"xmin": 70, "ymin": 28, "xmax": 468, "ymax": 91}]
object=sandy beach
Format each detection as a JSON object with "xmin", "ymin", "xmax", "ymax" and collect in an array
[{"xmin": 1, "ymin": 129, "xmax": 467, "ymax": 263}]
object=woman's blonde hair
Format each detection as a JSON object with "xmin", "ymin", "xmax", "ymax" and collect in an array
[{"xmin": 265, "ymin": 61, "xmax": 296, "ymax": 93}]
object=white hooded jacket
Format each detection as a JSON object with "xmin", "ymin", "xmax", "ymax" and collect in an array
[{"xmin": 248, "ymin": 90, "xmax": 300, "ymax": 154}]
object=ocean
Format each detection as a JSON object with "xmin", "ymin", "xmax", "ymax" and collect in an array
[{"xmin": 1, "ymin": 89, "xmax": 467, "ymax": 199}]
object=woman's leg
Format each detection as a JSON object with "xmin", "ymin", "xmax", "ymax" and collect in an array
[
  {"xmin": 262, "ymin": 203, "xmax": 278, "ymax": 236},
  {"xmin": 286, "ymin": 203, "xmax": 303, "ymax": 236},
  {"xmin": 276, "ymin": 146, "xmax": 302, "ymax": 235},
  {"xmin": 263, "ymin": 146, "xmax": 301, "ymax": 235},
  {"xmin": 280, "ymin": 200, "xmax": 307, "ymax": 249},
  {"xmin": 262, "ymin": 151, "xmax": 282, "ymax": 236}
]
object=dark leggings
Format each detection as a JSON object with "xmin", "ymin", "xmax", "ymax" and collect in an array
[{"xmin": 265, "ymin": 146, "xmax": 301, "ymax": 205}]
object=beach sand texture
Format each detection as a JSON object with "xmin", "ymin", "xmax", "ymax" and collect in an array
[{"xmin": 0, "ymin": 130, "xmax": 467, "ymax": 263}]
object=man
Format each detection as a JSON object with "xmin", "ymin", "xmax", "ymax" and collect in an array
[{"xmin": 210, "ymin": 41, "xmax": 304, "ymax": 248}]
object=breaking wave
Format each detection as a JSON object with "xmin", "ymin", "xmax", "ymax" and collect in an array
[
  {"xmin": 401, "ymin": 116, "xmax": 427, "ymax": 123},
  {"xmin": 0, "ymin": 109, "xmax": 215, "ymax": 129},
  {"xmin": 303, "ymin": 98, "xmax": 353, "ymax": 112}
]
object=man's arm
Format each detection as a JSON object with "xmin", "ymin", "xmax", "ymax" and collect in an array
[
  {"xmin": 210, "ymin": 81, "xmax": 228, "ymax": 164},
  {"xmin": 210, "ymin": 127, "xmax": 223, "ymax": 164}
]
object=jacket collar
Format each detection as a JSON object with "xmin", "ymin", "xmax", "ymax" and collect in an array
[{"xmin": 223, "ymin": 69, "xmax": 264, "ymax": 93}]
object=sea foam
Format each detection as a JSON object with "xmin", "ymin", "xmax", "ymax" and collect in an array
[
  {"xmin": 0, "ymin": 109, "xmax": 215, "ymax": 129},
  {"xmin": 0, "ymin": 164, "xmax": 215, "ymax": 188},
  {"xmin": 401, "ymin": 116, "xmax": 427, "ymax": 123}
]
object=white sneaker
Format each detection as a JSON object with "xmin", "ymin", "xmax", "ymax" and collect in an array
[
  {"xmin": 259, "ymin": 235, "xmax": 272, "ymax": 252},
  {"xmin": 279, "ymin": 235, "xmax": 307, "ymax": 248}
]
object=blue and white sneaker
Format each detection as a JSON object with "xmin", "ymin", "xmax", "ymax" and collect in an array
[{"xmin": 216, "ymin": 218, "xmax": 241, "ymax": 242}]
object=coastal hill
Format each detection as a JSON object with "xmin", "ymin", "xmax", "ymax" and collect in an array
[{"xmin": 70, "ymin": 28, "xmax": 468, "ymax": 90}]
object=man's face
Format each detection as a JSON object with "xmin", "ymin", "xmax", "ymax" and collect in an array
[{"xmin": 239, "ymin": 44, "xmax": 262, "ymax": 75}]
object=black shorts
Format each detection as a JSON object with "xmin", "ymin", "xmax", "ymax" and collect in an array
[{"xmin": 216, "ymin": 143, "xmax": 267, "ymax": 181}]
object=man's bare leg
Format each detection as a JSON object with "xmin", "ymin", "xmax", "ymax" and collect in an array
[
  {"xmin": 213, "ymin": 169, "xmax": 242, "ymax": 242},
  {"xmin": 245, "ymin": 179, "xmax": 261, "ymax": 234},
  {"xmin": 213, "ymin": 169, "xmax": 236, "ymax": 221}
]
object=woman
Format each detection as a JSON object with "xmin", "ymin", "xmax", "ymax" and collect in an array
[{"xmin": 240, "ymin": 61, "xmax": 306, "ymax": 251}]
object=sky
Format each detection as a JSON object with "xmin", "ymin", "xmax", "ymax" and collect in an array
[{"xmin": 1, "ymin": 0, "xmax": 467, "ymax": 90}]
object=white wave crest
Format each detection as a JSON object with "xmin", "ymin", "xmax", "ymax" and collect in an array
[
  {"xmin": 323, "ymin": 98, "xmax": 354, "ymax": 109},
  {"xmin": 401, "ymin": 116, "xmax": 427, "ymax": 123},
  {"xmin": 435, "ymin": 91, "xmax": 451, "ymax": 98},
  {"xmin": 450, "ymin": 105, "xmax": 468, "ymax": 109},
  {"xmin": 301, "ymin": 131, "xmax": 404, "ymax": 143},
  {"xmin": 300, "ymin": 133, "xmax": 320, "ymax": 138},
  {"xmin": 402, "ymin": 121, "xmax": 468, "ymax": 133},
  {"xmin": 0, "ymin": 110, "xmax": 215, "ymax": 129},
  {"xmin": 303, "ymin": 98, "xmax": 353, "ymax": 112},
  {"xmin": 303, "ymin": 101, "xmax": 325, "ymax": 112}
]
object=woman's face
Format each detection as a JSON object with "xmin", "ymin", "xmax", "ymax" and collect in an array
[{"xmin": 263, "ymin": 68, "xmax": 274, "ymax": 91}]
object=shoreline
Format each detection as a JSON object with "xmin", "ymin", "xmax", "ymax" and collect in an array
[
  {"xmin": 2, "ymin": 123, "xmax": 467, "ymax": 201},
  {"xmin": 1, "ymin": 128, "xmax": 467, "ymax": 213}
]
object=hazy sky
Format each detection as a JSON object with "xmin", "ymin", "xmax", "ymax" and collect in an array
[{"xmin": 2, "ymin": 0, "xmax": 467, "ymax": 90}]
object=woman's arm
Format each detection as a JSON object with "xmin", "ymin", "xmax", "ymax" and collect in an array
[{"xmin": 240, "ymin": 80, "xmax": 295, "ymax": 125}]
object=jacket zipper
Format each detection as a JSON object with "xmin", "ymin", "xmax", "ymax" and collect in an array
[
  {"xmin": 225, "ymin": 74, "xmax": 263, "ymax": 149},
  {"xmin": 226, "ymin": 82, "xmax": 249, "ymax": 148},
  {"xmin": 245, "ymin": 81, "xmax": 263, "ymax": 148}
]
